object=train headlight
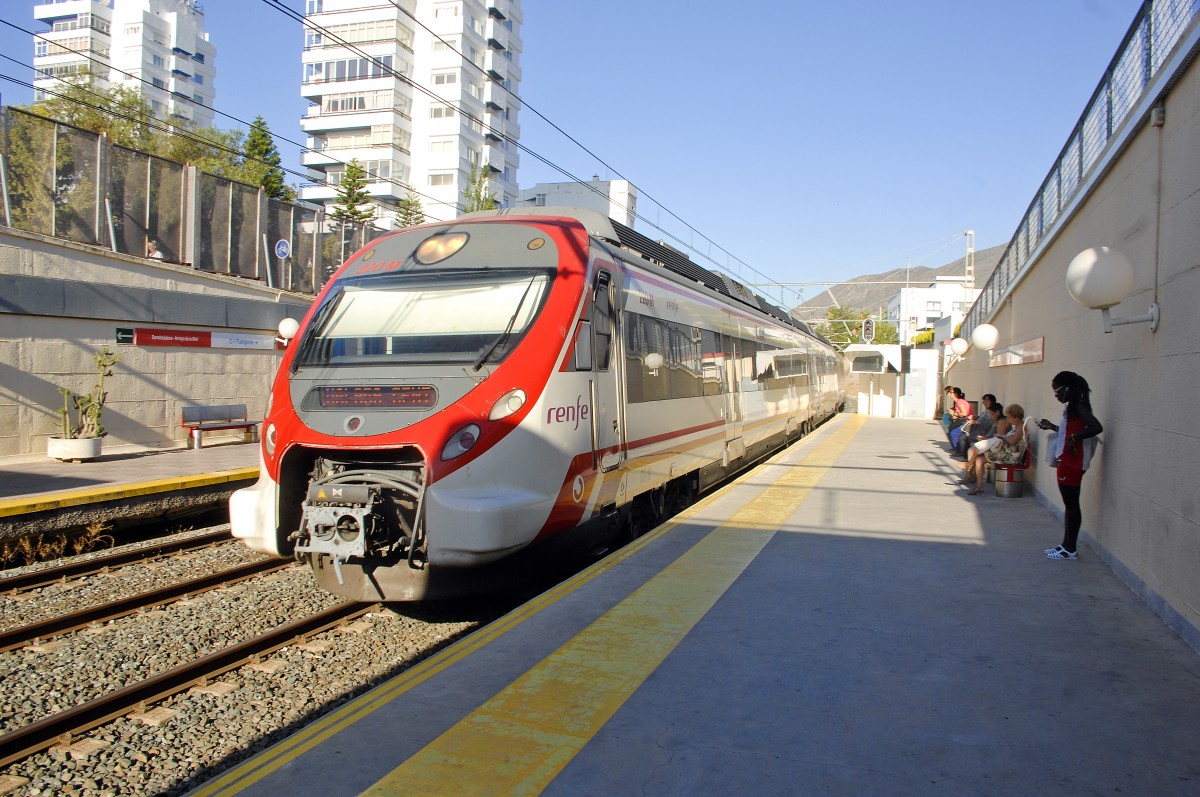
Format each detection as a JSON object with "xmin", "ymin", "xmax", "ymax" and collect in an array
[
  {"xmin": 264, "ymin": 423, "xmax": 277, "ymax": 457},
  {"xmin": 488, "ymin": 389, "xmax": 527, "ymax": 421},
  {"xmin": 441, "ymin": 423, "xmax": 481, "ymax": 461},
  {"xmin": 415, "ymin": 232, "xmax": 468, "ymax": 264}
]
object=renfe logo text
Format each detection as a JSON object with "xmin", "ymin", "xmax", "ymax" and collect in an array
[{"xmin": 546, "ymin": 395, "xmax": 590, "ymax": 431}]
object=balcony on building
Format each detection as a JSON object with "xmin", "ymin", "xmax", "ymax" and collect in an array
[
  {"xmin": 33, "ymin": 0, "xmax": 92, "ymax": 24},
  {"xmin": 483, "ymin": 81, "xmax": 507, "ymax": 106},
  {"xmin": 299, "ymin": 108, "xmax": 401, "ymax": 134}
]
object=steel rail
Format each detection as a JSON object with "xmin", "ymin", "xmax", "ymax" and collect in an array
[
  {"xmin": 0, "ymin": 600, "xmax": 376, "ymax": 768},
  {"xmin": 0, "ymin": 558, "xmax": 290, "ymax": 653},
  {"xmin": 0, "ymin": 530, "xmax": 233, "ymax": 594}
]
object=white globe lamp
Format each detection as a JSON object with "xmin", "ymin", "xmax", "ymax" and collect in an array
[
  {"xmin": 1066, "ymin": 247, "xmax": 1133, "ymax": 309},
  {"xmin": 1065, "ymin": 246, "xmax": 1159, "ymax": 333},
  {"xmin": 970, "ymin": 323, "xmax": 999, "ymax": 351},
  {"xmin": 950, "ymin": 337, "xmax": 969, "ymax": 356},
  {"xmin": 277, "ymin": 317, "xmax": 300, "ymax": 341}
]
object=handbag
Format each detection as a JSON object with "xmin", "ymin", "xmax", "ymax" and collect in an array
[{"xmin": 1044, "ymin": 430, "xmax": 1060, "ymax": 467}]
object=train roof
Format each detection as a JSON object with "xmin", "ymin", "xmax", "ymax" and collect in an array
[{"xmin": 460, "ymin": 207, "xmax": 835, "ymax": 348}]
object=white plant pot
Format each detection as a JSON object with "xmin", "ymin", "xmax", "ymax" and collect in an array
[{"xmin": 47, "ymin": 437, "xmax": 102, "ymax": 462}]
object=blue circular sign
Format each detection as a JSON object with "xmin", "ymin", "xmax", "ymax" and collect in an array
[{"xmin": 274, "ymin": 239, "xmax": 291, "ymax": 259}]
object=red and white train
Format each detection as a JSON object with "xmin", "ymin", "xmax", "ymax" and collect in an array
[{"xmin": 231, "ymin": 208, "xmax": 844, "ymax": 600}]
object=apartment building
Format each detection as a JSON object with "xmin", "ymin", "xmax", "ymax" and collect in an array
[
  {"xmin": 516, "ymin": 177, "xmax": 638, "ymax": 228},
  {"xmin": 300, "ymin": 0, "xmax": 523, "ymax": 226},
  {"xmin": 33, "ymin": 0, "xmax": 216, "ymax": 128},
  {"xmin": 886, "ymin": 278, "xmax": 981, "ymax": 345}
]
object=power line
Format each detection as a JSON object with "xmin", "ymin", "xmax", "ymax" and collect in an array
[
  {"xmin": 372, "ymin": 0, "xmax": 787, "ymax": 300},
  {"xmin": 12, "ymin": 6, "xmax": 801, "ymax": 307},
  {"xmin": 258, "ymin": 1, "xmax": 800, "ymax": 305}
]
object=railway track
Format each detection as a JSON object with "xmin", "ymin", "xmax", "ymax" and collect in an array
[
  {"xmin": 0, "ymin": 600, "xmax": 375, "ymax": 768},
  {"xmin": 0, "ymin": 529, "xmax": 233, "ymax": 594},
  {"xmin": 0, "ymin": 558, "xmax": 290, "ymax": 653}
]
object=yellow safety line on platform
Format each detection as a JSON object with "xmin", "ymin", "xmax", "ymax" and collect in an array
[
  {"xmin": 363, "ymin": 415, "xmax": 864, "ymax": 796},
  {"xmin": 191, "ymin": 493, "xmax": 693, "ymax": 797},
  {"xmin": 0, "ymin": 467, "xmax": 260, "ymax": 517}
]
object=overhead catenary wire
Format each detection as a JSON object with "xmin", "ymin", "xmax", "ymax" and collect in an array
[
  {"xmin": 372, "ymin": 0, "xmax": 788, "ymax": 300},
  {"xmin": 9, "ymin": 6, "xmax": 909, "ymax": 310},
  {"xmin": 8, "ymin": 5, "xmax": 803, "ymax": 306},
  {"xmin": 257, "ymin": 0, "xmax": 802, "ymax": 306}
]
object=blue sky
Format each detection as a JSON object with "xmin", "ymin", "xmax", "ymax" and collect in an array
[{"xmin": 0, "ymin": 0, "xmax": 1141, "ymax": 307}]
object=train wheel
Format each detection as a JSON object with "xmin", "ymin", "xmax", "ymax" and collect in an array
[
  {"xmin": 665, "ymin": 476, "xmax": 696, "ymax": 516},
  {"xmin": 626, "ymin": 494, "xmax": 658, "ymax": 542}
]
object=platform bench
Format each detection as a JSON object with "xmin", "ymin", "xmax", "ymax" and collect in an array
[{"xmin": 181, "ymin": 404, "xmax": 260, "ymax": 449}]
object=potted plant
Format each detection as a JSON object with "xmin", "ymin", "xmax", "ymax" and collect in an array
[{"xmin": 48, "ymin": 347, "xmax": 121, "ymax": 462}]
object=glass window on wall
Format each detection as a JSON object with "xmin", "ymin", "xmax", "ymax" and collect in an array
[
  {"xmin": 229, "ymin": 181, "xmax": 259, "ymax": 278},
  {"xmin": 109, "ymin": 145, "xmax": 150, "ymax": 256},
  {"xmin": 147, "ymin": 156, "xmax": 183, "ymax": 261},
  {"xmin": 54, "ymin": 124, "xmax": 101, "ymax": 245},
  {"xmin": 266, "ymin": 199, "xmax": 292, "ymax": 290},
  {"xmin": 291, "ymin": 205, "xmax": 320, "ymax": 295},
  {"xmin": 5, "ymin": 110, "xmax": 56, "ymax": 236},
  {"xmin": 197, "ymin": 172, "xmax": 230, "ymax": 273}
]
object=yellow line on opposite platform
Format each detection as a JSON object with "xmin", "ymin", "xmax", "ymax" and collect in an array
[
  {"xmin": 0, "ymin": 467, "xmax": 260, "ymax": 518},
  {"xmin": 363, "ymin": 414, "xmax": 865, "ymax": 796}
]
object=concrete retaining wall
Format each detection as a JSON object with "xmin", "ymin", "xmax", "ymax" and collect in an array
[{"xmin": 0, "ymin": 226, "xmax": 312, "ymax": 457}]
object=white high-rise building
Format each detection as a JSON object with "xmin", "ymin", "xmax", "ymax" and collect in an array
[
  {"xmin": 300, "ymin": 0, "xmax": 523, "ymax": 226},
  {"xmin": 33, "ymin": 0, "xmax": 216, "ymax": 129}
]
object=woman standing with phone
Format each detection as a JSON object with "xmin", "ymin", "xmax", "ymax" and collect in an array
[{"xmin": 1037, "ymin": 371, "xmax": 1103, "ymax": 560}]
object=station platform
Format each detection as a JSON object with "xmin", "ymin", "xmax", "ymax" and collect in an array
[
  {"xmin": 0, "ymin": 441, "xmax": 258, "ymax": 537},
  {"xmin": 190, "ymin": 415, "xmax": 1200, "ymax": 796}
]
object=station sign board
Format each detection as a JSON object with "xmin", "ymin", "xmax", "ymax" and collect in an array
[{"xmin": 131, "ymin": 327, "xmax": 278, "ymax": 350}]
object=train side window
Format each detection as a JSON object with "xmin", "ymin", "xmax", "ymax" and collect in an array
[
  {"xmin": 593, "ymin": 272, "xmax": 613, "ymax": 371},
  {"xmin": 574, "ymin": 320, "xmax": 593, "ymax": 370}
]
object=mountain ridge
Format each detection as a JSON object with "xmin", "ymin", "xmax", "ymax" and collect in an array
[{"xmin": 789, "ymin": 244, "xmax": 1006, "ymax": 322}]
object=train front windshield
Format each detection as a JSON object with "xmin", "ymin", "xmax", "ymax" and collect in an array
[{"xmin": 295, "ymin": 270, "xmax": 552, "ymax": 367}]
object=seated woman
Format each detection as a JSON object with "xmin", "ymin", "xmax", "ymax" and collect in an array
[
  {"xmin": 957, "ymin": 402, "xmax": 1006, "ymax": 480},
  {"xmin": 956, "ymin": 393, "xmax": 999, "ymax": 458},
  {"xmin": 948, "ymin": 388, "xmax": 975, "ymax": 450},
  {"xmin": 961, "ymin": 403, "xmax": 1027, "ymax": 496}
]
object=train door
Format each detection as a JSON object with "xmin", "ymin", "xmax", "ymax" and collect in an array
[
  {"xmin": 591, "ymin": 270, "xmax": 624, "ymax": 472},
  {"xmin": 722, "ymin": 330, "xmax": 744, "ymax": 449}
]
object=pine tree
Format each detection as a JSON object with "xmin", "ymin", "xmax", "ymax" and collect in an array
[
  {"xmin": 462, "ymin": 164, "xmax": 497, "ymax": 214},
  {"xmin": 242, "ymin": 115, "xmax": 294, "ymax": 201},
  {"xmin": 331, "ymin": 159, "xmax": 376, "ymax": 224},
  {"xmin": 397, "ymin": 189, "xmax": 426, "ymax": 227}
]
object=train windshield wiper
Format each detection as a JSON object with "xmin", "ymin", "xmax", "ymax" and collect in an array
[
  {"xmin": 291, "ymin": 291, "xmax": 341, "ymax": 372},
  {"xmin": 473, "ymin": 275, "xmax": 538, "ymax": 371}
]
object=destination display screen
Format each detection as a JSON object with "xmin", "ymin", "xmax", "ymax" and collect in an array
[{"xmin": 317, "ymin": 385, "xmax": 438, "ymax": 409}]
